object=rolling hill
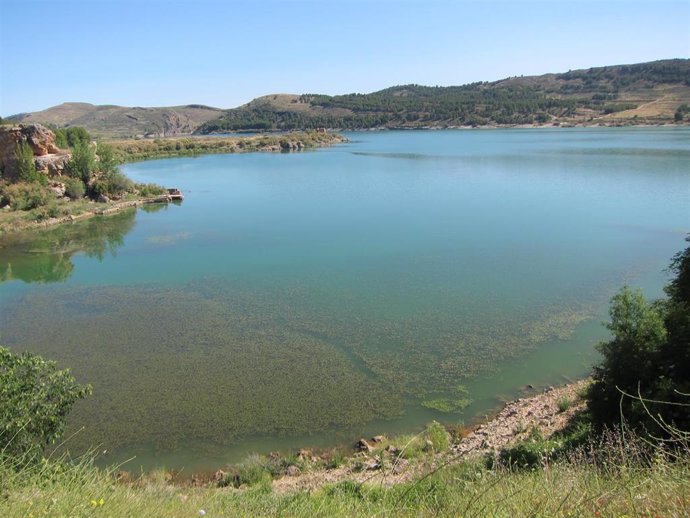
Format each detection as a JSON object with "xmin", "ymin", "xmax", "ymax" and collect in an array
[
  {"xmin": 7, "ymin": 59, "xmax": 689, "ymax": 137},
  {"xmin": 7, "ymin": 103, "xmax": 223, "ymax": 139},
  {"xmin": 196, "ymin": 59, "xmax": 690, "ymax": 133}
]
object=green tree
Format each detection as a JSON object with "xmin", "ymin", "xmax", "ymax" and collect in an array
[
  {"xmin": 14, "ymin": 142, "xmax": 44, "ymax": 184},
  {"xmin": 0, "ymin": 346, "xmax": 91, "ymax": 461},
  {"xmin": 588, "ymin": 237, "xmax": 690, "ymax": 432},
  {"xmin": 95, "ymin": 142, "xmax": 117, "ymax": 174},
  {"xmin": 66, "ymin": 141, "xmax": 96, "ymax": 183}
]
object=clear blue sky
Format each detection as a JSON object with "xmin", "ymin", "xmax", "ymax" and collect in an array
[{"xmin": 1, "ymin": 0, "xmax": 688, "ymax": 116}]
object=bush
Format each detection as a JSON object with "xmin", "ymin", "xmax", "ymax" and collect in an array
[
  {"xmin": 64, "ymin": 178, "xmax": 85, "ymax": 200},
  {"xmin": 587, "ymin": 236, "xmax": 690, "ymax": 434},
  {"xmin": 0, "ymin": 182, "xmax": 55, "ymax": 210},
  {"xmin": 425, "ymin": 421, "xmax": 451, "ymax": 452},
  {"xmin": 136, "ymin": 183, "xmax": 166, "ymax": 197},
  {"xmin": 0, "ymin": 346, "xmax": 91, "ymax": 462},
  {"xmin": 89, "ymin": 170, "xmax": 134, "ymax": 199}
]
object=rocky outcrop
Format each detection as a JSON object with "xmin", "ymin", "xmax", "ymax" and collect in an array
[{"xmin": 0, "ymin": 124, "xmax": 70, "ymax": 180}]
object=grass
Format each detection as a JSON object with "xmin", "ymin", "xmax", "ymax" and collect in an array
[{"xmin": 2, "ymin": 427, "xmax": 689, "ymax": 518}]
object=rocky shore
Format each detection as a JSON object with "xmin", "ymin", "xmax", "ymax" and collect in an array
[{"xmin": 272, "ymin": 379, "xmax": 589, "ymax": 494}]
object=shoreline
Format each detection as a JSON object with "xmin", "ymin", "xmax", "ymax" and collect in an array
[
  {"xmin": 151, "ymin": 378, "xmax": 590, "ymax": 491},
  {"xmin": 272, "ymin": 378, "xmax": 590, "ymax": 493},
  {"xmin": 0, "ymin": 132, "xmax": 347, "ymax": 238}
]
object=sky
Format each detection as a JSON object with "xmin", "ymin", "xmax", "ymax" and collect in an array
[{"xmin": 1, "ymin": 0, "xmax": 688, "ymax": 116}]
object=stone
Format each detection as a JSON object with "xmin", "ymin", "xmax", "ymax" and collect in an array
[
  {"xmin": 97, "ymin": 194, "xmax": 110, "ymax": 203},
  {"xmin": 49, "ymin": 181, "xmax": 66, "ymax": 197},
  {"xmin": 355, "ymin": 438, "xmax": 372, "ymax": 453},
  {"xmin": 286, "ymin": 465, "xmax": 300, "ymax": 477},
  {"xmin": 363, "ymin": 458, "xmax": 381, "ymax": 470},
  {"xmin": 297, "ymin": 448, "xmax": 311, "ymax": 460},
  {"xmin": 0, "ymin": 124, "xmax": 67, "ymax": 180},
  {"xmin": 371, "ymin": 435, "xmax": 385, "ymax": 444}
]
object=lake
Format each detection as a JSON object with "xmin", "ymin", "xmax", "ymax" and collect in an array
[{"xmin": 0, "ymin": 128, "xmax": 688, "ymax": 471}]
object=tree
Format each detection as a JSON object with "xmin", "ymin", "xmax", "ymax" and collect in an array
[
  {"xmin": 0, "ymin": 346, "xmax": 91, "ymax": 462},
  {"xmin": 14, "ymin": 142, "xmax": 44, "ymax": 184},
  {"xmin": 66, "ymin": 141, "xmax": 96, "ymax": 183},
  {"xmin": 588, "ymin": 236, "xmax": 690, "ymax": 433}
]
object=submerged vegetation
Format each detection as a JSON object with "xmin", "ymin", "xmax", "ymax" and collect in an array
[{"xmin": 1, "ymin": 239, "xmax": 688, "ymax": 516}]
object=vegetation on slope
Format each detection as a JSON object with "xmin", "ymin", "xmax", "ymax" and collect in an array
[{"xmin": 197, "ymin": 59, "xmax": 690, "ymax": 132}]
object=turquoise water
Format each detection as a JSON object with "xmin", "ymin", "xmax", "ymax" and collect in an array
[{"xmin": 0, "ymin": 128, "xmax": 688, "ymax": 471}]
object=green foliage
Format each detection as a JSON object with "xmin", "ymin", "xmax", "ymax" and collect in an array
[
  {"xmin": 53, "ymin": 127, "xmax": 90, "ymax": 149},
  {"xmin": 89, "ymin": 170, "xmax": 134, "ymax": 199},
  {"xmin": 13, "ymin": 142, "xmax": 44, "ymax": 185},
  {"xmin": 588, "ymin": 236, "xmax": 690, "ymax": 433},
  {"xmin": 0, "ymin": 182, "xmax": 55, "ymax": 211},
  {"xmin": 425, "ymin": 421, "xmax": 450, "ymax": 452},
  {"xmin": 63, "ymin": 177, "xmax": 86, "ymax": 200},
  {"xmin": 196, "ymin": 60, "xmax": 690, "ymax": 132},
  {"xmin": 136, "ymin": 183, "xmax": 167, "ymax": 197},
  {"xmin": 556, "ymin": 396, "xmax": 572, "ymax": 413},
  {"xmin": 95, "ymin": 142, "xmax": 118, "ymax": 174},
  {"xmin": 0, "ymin": 346, "xmax": 91, "ymax": 461},
  {"xmin": 675, "ymin": 103, "xmax": 690, "ymax": 122},
  {"xmin": 66, "ymin": 141, "xmax": 96, "ymax": 183}
]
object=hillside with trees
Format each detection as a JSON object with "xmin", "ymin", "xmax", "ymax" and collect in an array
[{"xmin": 197, "ymin": 59, "xmax": 690, "ymax": 132}]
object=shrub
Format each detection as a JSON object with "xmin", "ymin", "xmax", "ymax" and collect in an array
[
  {"xmin": 136, "ymin": 183, "xmax": 166, "ymax": 197},
  {"xmin": 0, "ymin": 182, "xmax": 55, "ymax": 210},
  {"xmin": 0, "ymin": 346, "xmax": 91, "ymax": 462},
  {"xmin": 64, "ymin": 178, "xmax": 86, "ymax": 200},
  {"xmin": 425, "ymin": 421, "xmax": 450, "ymax": 452},
  {"xmin": 557, "ymin": 397, "xmax": 572, "ymax": 413},
  {"xmin": 90, "ymin": 170, "xmax": 133, "ymax": 199}
]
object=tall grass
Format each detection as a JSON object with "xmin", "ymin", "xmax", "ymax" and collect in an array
[{"xmin": 2, "ymin": 426, "xmax": 688, "ymax": 518}]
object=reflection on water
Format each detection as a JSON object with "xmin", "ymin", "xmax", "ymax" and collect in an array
[{"xmin": 0, "ymin": 210, "xmax": 136, "ymax": 284}]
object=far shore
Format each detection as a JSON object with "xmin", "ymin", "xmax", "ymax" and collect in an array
[{"xmin": 0, "ymin": 132, "xmax": 347, "ymax": 237}]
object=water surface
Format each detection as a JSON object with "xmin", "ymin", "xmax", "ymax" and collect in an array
[{"xmin": 1, "ymin": 128, "xmax": 687, "ymax": 470}]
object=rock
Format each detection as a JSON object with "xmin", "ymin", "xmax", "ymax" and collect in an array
[
  {"xmin": 385, "ymin": 445, "xmax": 401, "ymax": 456},
  {"xmin": 214, "ymin": 470, "xmax": 226, "ymax": 482},
  {"xmin": 0, "ymin": 123, "xmax": 63, "ymax": 180},
  {"xmin": 363, "ymin": 458, "xmax": 381, "ymax": 470},
  {"xmin": 371, "ymin": 435, "xmax": 385, "ymax": 444},
  {"xmin": 97, "ymin": 194, "xmax": 110, "ymax": 203},
  {"xmin": 49, "ymin": 181, "xmax": 66, "ymax": 197},
  {"xmin": 355, "ymin": 438, "xmax": 372, "ymax": 453},
  {"xmin": 286, "ymin": 465, "xmax": 300, "ymax": 477},
  {"xmin": 34, "ymin": 152, "xmax": 71, "ymax": 177},
  {"xmin": 297, "ymin": 448, "xmax": 311, "ymax": 460}
]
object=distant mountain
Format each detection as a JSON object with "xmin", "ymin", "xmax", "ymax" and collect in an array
[
  {"xmin": 196, "ymin": 59, "xmax": 690, "ymax": 133},
  {"xmin": 7, "ymin": 103, "xmax": 223, "ymax": 138},
  {"xmin": 8, "ymin": 59, "xmax": 689, "ymax": 137}
]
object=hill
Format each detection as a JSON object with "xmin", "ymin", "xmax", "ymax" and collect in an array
[
  {"xmin": 7, "ymin": 103, "xmax": 223, "ymax": 139},
  {"xmin": 196, "ymin": 58, "xmax": 690, "ymax": 132}
]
